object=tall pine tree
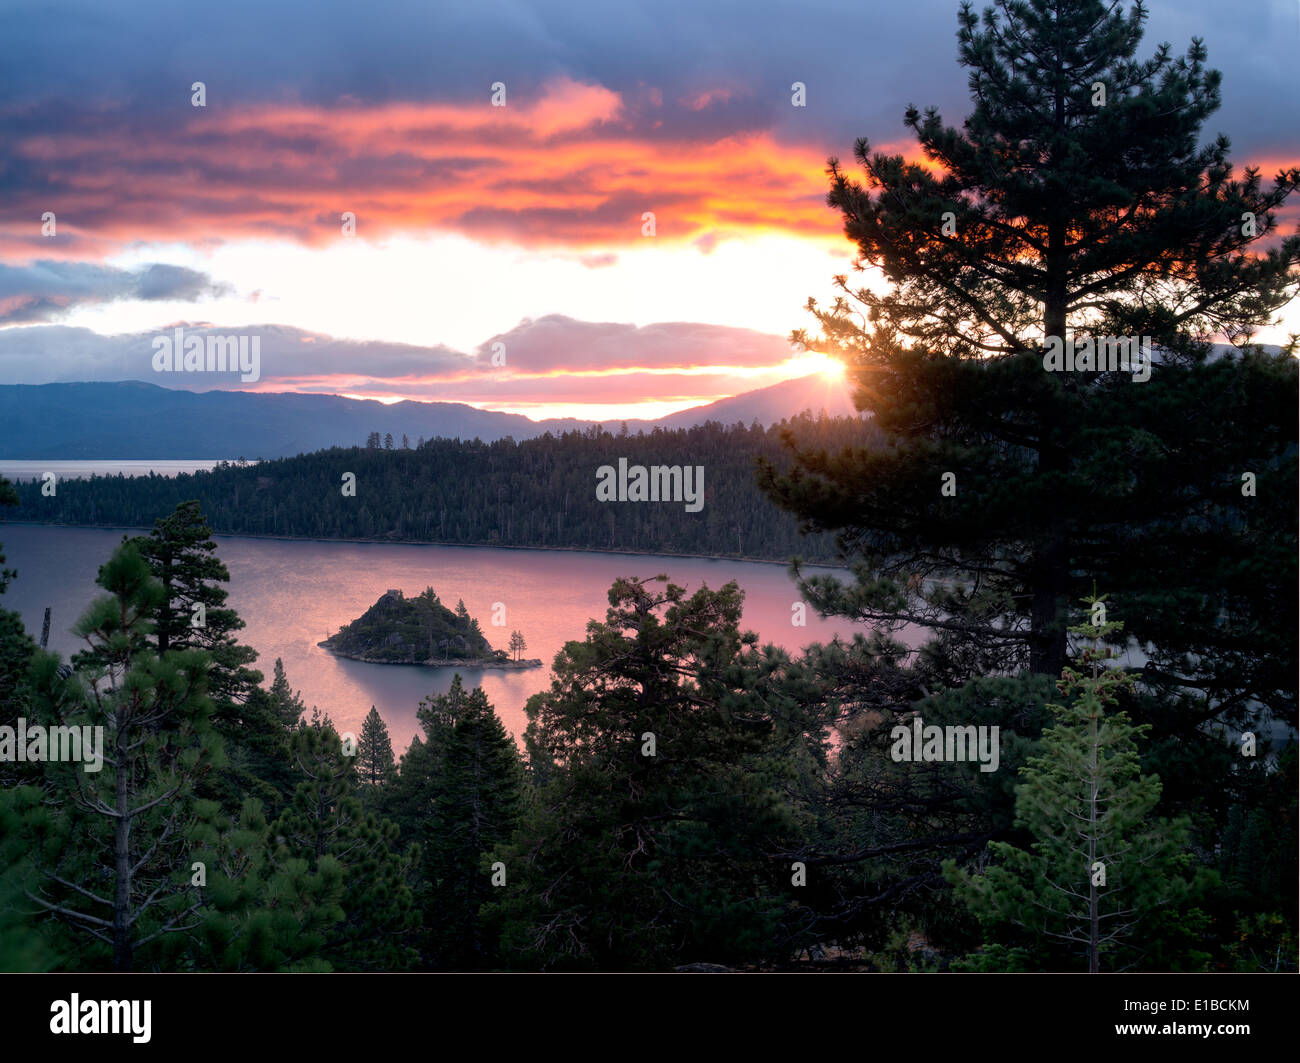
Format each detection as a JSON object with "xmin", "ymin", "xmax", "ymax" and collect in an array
[
  {"xmin": 2, "ymin": 541, "xmax": 223, "ymax": 970},
  {"xmin": 356, "ymin": 705, "xmax": 396, "ymax": 799},
  {"xmin": 388, "ymin": 675, "xmax": 522, "ymax": 969},
  {"xmin": 129, "ymin": 501, "xmax": 292, "ymax": 814},
  {"xmin": 760, "ymin": 0, "xmax": 1298, "ymax": 719}
]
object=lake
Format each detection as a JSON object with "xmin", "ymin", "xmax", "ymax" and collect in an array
[
  {"xmin": 0, "ymin": 460, "xmax": 239, "ymax": 482},
  {"xmin": 0, "ymin": 524, "xmax": 866, "ymax": 755}
]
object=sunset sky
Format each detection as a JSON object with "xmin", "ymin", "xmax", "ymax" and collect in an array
[{"xmin": 1, "ymin": 0, "xmax": 1296, "ymax": 420}]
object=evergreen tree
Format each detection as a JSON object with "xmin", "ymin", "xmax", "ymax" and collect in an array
[
  {"xmin": 944, "ymin": 601, "xmax": 1199, "ymax": 971},
  {"xmin": 796, "ymin": 630, "xmax": 1053, "ymax": 961},
  {"xmin": 274, "ymin": 717, "xmax": 419, "ymax": 970},
  {"xmin": 760, "ymin": 0, "xmax": 1298, "ymax": 712},
  {"xmin": 489, "ymin": 577, "xmax": 830, "ymax": 970},
  {"xmin": 267, "ymin": 658, "xmax": 307, "ymax": 729},
  {"xmin": 384, "ymin": 432, "xmax": 394, "ymax": 450},
  {"xmin": 401, "ymin": 434, "xmax": 410, "ymax": 449},
  {"xmin": 181, "ymin": 796, "xmax": 345, "ymax": 972},
  {"xmin": 356, "ymin": 705, "xmax": 396, "ymax": 796},
  {"xmin": 366, "ymin": 431, "xmax": 381, "ymax": 449},
  {"xmin": 0, "ymin": 476, "xmax": 38, "ymax": 788},
  {"xmin": 128, "ymin": 501, "xmax": 287, "ymax": 813},
  {"xmin": 385, "ymin": 676, "xmax": 522, "ymax": 968},
  {"xmin": 421, "ymin": 677, "xmax": 522, "ymax": 968},
  {"xmin": 2, "ymin": 541, "xmax": 223, "ymax": 970}
]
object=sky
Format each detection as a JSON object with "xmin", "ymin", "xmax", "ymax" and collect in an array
[{"xmin": 0, "ymin": 0, "xmax": 1296, "ymax": 420}]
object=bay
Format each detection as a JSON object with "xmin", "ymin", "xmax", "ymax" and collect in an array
[{"xmin": 0, "ymin": 524, "xmax": 863, "ymax": 755}]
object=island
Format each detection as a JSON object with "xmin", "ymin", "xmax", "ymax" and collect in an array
[{"xmin": 318, "ymin": 587, "xmax": 543, "ymax": 668}]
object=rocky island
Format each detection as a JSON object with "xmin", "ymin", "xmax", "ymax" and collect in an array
[{"xmin": 318, "ymin": 587, "xmax": 542, "ymax": 668}]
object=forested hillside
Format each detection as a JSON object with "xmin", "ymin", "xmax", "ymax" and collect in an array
[{"xmin": 9, "ymin": 415, "xmax": 876, "ymax": 563}]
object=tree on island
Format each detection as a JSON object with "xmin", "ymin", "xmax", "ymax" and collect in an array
[
  {"xmin": 759, "ymin": 0, "xmax": 1298, "ymax": 713},
  {"xmin": 508, "ymin": 630, "xmax": 527, "ymax": 662}
]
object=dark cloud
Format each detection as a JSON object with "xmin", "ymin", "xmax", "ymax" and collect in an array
[
  {"xmin": 0, "ymin": 0, "xmax": 1291, "ymax": 155},
  {"xmin": 0, "ymin": 261, "xmax": 231, "ymax": 323}
]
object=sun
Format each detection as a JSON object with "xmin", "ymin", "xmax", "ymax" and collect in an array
[
  {"xmin": 820, "ymin": 357, "xmax": 847, "ymax": 382},
  {"xmin": 784, "ymin": 350, "xmax": 848, "ymax": 383}
]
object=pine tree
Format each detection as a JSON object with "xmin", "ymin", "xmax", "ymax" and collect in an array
[
  {"xmin": 128, "ymin": 501, "xmax": 286, "ymax": 813},
  {"xmin": 401, "ymin": 434, "xmax": 410, "ymax": 449},
  {"xmin": 508, "ymin": 630, "xmax": 526, "ymax": 662},
  {"xmin": 267, "ymin": 658, "xmax": 307, "ymax": 729},
  {"xmin": 0, "ymin": 476, "xmax": 38, "ymax": 788},
  {"xmin": 183, "ymin": 796, "xmax": 345, "ymax": 972},
  {"xmin": 2, "ymin": 541, "xmax": 224, "ymax": 970},
  {"xmin": 366, "ymin": 431, "xmax": 381, "ymax": 449},
  {"xmin": 274, "ymin": 717, "xmax": 419, "ymax": 970},
  {"xmin": 944, "ymin": 599, "xmax": 1198, "ymax": 971},
  {"xmin": 356, "ymin": 705, "xmax": 396, "ymax": 796},
  {"xmin": 424, "ymin": 678, "xmax": 522, "ymax": 968},
  {"xmin": 490, "ymin": 577, "xmax": 829, "ymax": 970},
  {"xmin": 384, "ymin": 675, "xmax": 522, "ymax": 968},
  {"xmin": 384, "ymin": 432, "xmax": 394, "ymax": 450},
  {"xmin": 760, "ymin": 0, "xmax": 1298, "ymax": 712}
]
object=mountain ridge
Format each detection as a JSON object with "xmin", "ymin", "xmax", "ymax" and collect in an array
[{"xmin": 0, "ymin": 376, "xmax": 861, "ymax": 459}]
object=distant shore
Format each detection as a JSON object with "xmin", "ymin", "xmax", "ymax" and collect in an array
[{"xmin": 3, "ymin": 520, "xmax": 849, "ymax": 571}]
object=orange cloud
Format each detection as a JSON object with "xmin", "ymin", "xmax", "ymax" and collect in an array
[
  {"xmin": 4, "ymin": 86, "xmax": 1290, "ymax": 269},
  {"xmin": 0, "ymin": 82, "xmax": 844, "ymax": 260}
]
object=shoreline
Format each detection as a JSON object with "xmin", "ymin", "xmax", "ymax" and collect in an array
[
  {"xmin": 317, "ymin": 643, "xmax": 544, "ymax": 669},
  {"xmin": 0, "ymin": 519, "xmax": 849, "ymax": 571}
]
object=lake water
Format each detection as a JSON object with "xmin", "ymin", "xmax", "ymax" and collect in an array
[
  {"xmin": 0, "ymin": 460, "xmax": 238, "ymax": 482},
  {"xmin": 0, "ymin": 524, "xmax": 865, "ymax": 755}
]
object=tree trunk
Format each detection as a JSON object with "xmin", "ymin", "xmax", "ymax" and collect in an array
[
  {"xmin": 113, "ymin": 714, "xmax": 133, "ymax": 971},
  {"xmin": 1031, "ymin": 72, "xmax": 1071, "ymax": 678},
  {"xmin": 1088, "ymin": 694, "xmax": 1100, "ymax": 974}
]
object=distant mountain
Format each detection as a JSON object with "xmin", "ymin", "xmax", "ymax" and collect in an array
[
  {"xmin": 654, "ymin": 374, "xmax": 861, "ymax": 429},
  {"xmin": 0, "ymin": 376, "xmax": 862, "ymax": 459},
  {"xmin": 0, "ymin": 381, "xmax": 585, "ymax": 460}
]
